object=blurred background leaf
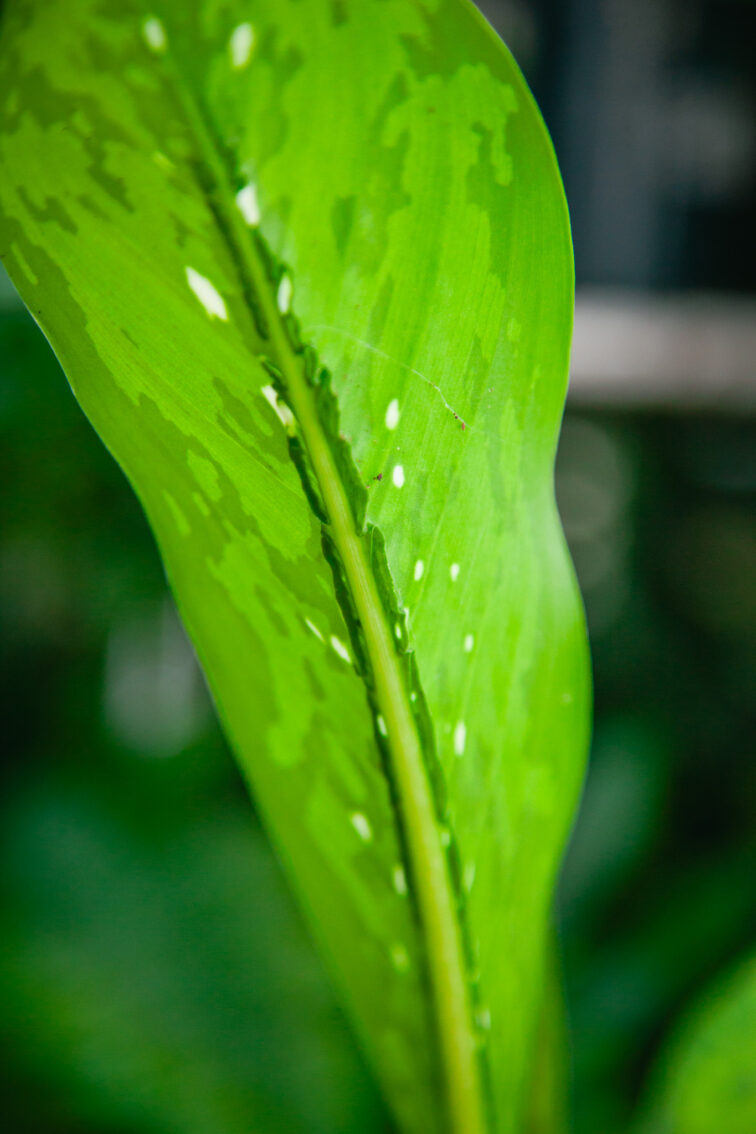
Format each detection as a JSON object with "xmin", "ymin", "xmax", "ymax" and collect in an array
[{"xmin": 633, "ymin": 955, "xmax": 756, "ymax": 1134}]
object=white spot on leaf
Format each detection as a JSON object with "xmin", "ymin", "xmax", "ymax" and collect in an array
[
  {"xmin": 277, "ymin": 274, "xmax": 292, "ymax": 314},
  {"xmin": 385, "ymin": 398, "xmax": 400, "ymax": 430},
  {"xmin": 261, "ymin": 385, "xmax": 294, "ymax": 429},
  {"xmin": 236, "ymin": 183, "xmax": 260, "ymax": 226},
  {"xmin": 376, "ymin": 714, "xmax": 388, "ymax": 737},
  {"xmin": 413, "ymin": 559, "xmax": 424, "ymax": 581},
  {"xmin": 392, "ymin": 465, "xmax": 404, "ymax": 488},
  {"xmin": 454, "ymin": 721, "xmax": 466, "ymax": 756},
  {"xmin": 142, "ymin": 16, "xmax": 167, "ymax": 53},
  {"xmin": 476, "ymin": 1007, "xmax": 491, "ymax": 1030},
  {"xmin": 350, "ymin": 812, "xmax": 372, "ymax": 841},
  {"xmin": 229, "ymin": 22, "xmax": 255, "ymax": 68},
  {"xmin": 392, "ymin": 865, "xmax": 408, "ymax": 896},
  {"xmin": 304, "ymin": 618, "xmax": 323, "ymax": 642},
  {"xmin": 450, "ymin": 563, "xmax": 460, "ymax": 582},
  {"xmin": 464, "ymin": 633, "xmax": 475, "ymax": 653},
  {"xmin": 330, "ymin": 635, "xmax": 351, "ymax": 663},
  {"xmin": 185, "ymin": 267, "xmax": 228, "ymax": 321}
]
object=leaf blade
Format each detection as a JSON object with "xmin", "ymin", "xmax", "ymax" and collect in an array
[{"xmin": 0, "ymin": 2, "xmax": 590, "ymax": 1131}]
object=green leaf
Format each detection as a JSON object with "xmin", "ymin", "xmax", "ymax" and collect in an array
[
  {"xmin": 522, "ymin": 946, "xmax": 570, "ymax": 1134},
  {"xmin": 0, "ymin": 2, "xmax": 590, "ymax": 1131},
  {"xmin": 634, "ymin": 955, "xmax": 756, "ymax": 1134}
]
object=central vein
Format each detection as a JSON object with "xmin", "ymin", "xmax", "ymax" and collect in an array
[
  {"xmin": 165, "ymin": 50, "xmax": 486, "ymax": 1134},
  {"xmin": 261, "ymin": 306, "xmax": 486, "ymax": 1134}
]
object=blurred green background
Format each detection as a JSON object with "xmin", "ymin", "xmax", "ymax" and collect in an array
[{"xmin": 2, "ymin": 1, "xmax": 755, "ymax": 1131}]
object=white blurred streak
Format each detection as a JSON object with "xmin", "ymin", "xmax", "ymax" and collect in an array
[
  {"xmin": 104, "ymin": 599, "xmax": 210, "ymax": 756},
  {"xmin": 570, "ymin": 289, "xmax": 756, "ymax": 412}
]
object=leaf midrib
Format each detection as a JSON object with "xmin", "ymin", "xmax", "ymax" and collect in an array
[{"xmin": 156, "ymin": 30, "xmax": 486, "ymax": 1134}]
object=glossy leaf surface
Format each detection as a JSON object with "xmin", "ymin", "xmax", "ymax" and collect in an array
[{"xmin": 0, "ymin": 2, "xmax": 590, "ymax": 1130}]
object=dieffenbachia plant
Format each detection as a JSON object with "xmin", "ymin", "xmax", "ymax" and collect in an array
[{"xmin": 0, "ymin": 2, "xmax": 590, "ymax": 1131}]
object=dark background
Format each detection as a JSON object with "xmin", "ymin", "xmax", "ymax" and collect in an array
[{"xmin": 2, "ymin": 2, "xmax": 755, "ymax": 1131}]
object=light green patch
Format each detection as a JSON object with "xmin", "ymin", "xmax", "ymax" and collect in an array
[
  {"xmin": 187, "ymin": 450, "xmax": 223, "ymax": 501},
  {"xmin": 163, "ymin": 489, "xmax": 191, "ymax": 536},
  {"xmin": 10, "ymin": 241, "xmax": 38, "ymax": 285}
]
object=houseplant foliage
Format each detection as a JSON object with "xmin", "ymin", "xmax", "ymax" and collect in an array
[
  {"xmin": 635, "ymin": 954, "xmax": 756, "ymax": 1134},
  {"xmin": 0, "ymin": 1, "xmax": 590, "ymax": 1131}
]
